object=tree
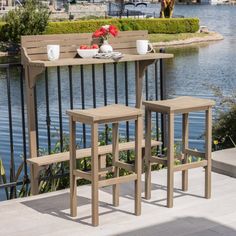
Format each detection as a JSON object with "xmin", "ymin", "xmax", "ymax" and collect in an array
[
  {"xmin": 160, "ymin": 0, "xmax": 175, "ymax": 18},
  {"xmin": 3, "ymin": 0, "xmax": 50, "ymax": 47}
]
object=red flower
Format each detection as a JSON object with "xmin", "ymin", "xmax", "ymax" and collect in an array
[
  {"xmin": 93, "ymin": 29, "xmax": 104, "ymax": 38},
  {"xmin": 92, "ymin": 25, "xmax": 119, "ymax": 40},
  {"xmin": 100, "ymin": 27, "xmax": 108, "ymax": 35},
  {"xmin": 109, "ymin": 25, "xmax": 118, "ymax": 37}
]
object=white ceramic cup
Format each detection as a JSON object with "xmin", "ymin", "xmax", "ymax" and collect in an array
[
  {"xmin": 47, "ymin": 45, "xmax": 60, "ymax": 61},
  {"xmin": 136, "ymin": 40, "xmax": 153, "ymax": 55}
]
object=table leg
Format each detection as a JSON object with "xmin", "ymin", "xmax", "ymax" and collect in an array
[
  {"xmin": 167, "ymin": 113, "xmax": 174, "ymax": 208},
  {"xmin": 135, "ymin": 116, "xmax": 142, "ymax": 216},
  {"xmin": 69, "ymin": 117, "xmax": 77, "ymax": 217},
  {"xmin": 135, "ymin": 60, "xmax": 156, "ymax": 109},
  {"xmin": 25, "ymin": 67, "xmax": 38, "ymax": 195},
  {"xmin": 182, "ymin": 113, "xmax": 189, "ymax": 191},
  {"xmin": 112, "ymin": 123, "xmax": 120, "ymax": 207},
  {"xmin": 91, "ymin": 123, "xmax": 99, "ymax": 226},
  {"xmin": 205, "ymin": 108, "xmax": 212, "ymax": 199},
  {"xmin": 145, "ymin": 108, "xmax": 152, "ymax": 200}
]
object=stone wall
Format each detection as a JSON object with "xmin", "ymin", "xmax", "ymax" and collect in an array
[{"xmin": 70, "ymin": 3, "xmax": 107, "ymax": 19}]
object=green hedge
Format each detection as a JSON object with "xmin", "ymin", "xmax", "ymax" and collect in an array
[
  {"xmin": 44, "ymin": 18, "xmax": 199, "ymax": 35},
  {"xmin": 0, "ymin": 18, "xmax": 199, "ymax": 42}
]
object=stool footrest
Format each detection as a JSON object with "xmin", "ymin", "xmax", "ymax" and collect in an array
[
  {"xmin": 73, "ymin": 170, "xmax": 92, "ymax": 181},
  {"xmin": 149, "ymin": 156, "xmax": 167, "ymax": 165},
  {"xmin": 74, "ymin": 166, "xmax": 116, "ymax": 181},
  {"xmin": 173, "ymin": 160, "xmax": 208, "ymax": 172},
  {"xmin": 114, "ymin": 161, "xmax": 135, "ymax": 172},
  {"xmin": 98, "ymin": 174, "xmax": 137, "ymax": 188},
  {"xmin": 185, "ymin": 148, "xmax": 205, "ymax": 158}
]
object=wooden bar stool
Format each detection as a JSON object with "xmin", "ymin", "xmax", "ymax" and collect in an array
[
  {"xmin": 143, "ymin": 96, "xmax": 215, "ymax": 208},
  {"xmin": 67, "ymin": 104, "xmax": 143, "ymax": 226}
]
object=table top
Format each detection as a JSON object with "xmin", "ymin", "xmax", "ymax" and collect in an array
[{"xmin": 27, "ymin": 53, "xmax": 174, "ymax": 68}]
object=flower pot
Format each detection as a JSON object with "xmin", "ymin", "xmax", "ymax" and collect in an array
[{"xmin": 100, "ymin": 40, "xmax": 113, "ymax": 53}]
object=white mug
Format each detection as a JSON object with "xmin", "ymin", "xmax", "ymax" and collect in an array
[
  {"xmin": 136, "ymin": 40, "xmax": 153, "ymax": 55},
  {"xmin": 47, "ymin": 45, "xmax": 60, "ymax": 61}
]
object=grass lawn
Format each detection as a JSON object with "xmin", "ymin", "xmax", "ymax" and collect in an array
[{"xmin": 148, "ymin": 32, "xmax": 211, "ymax": 43}]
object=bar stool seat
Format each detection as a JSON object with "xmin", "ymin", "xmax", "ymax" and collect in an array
[
  {"xmin": 143, "ymin": 96, "xmax": 215, "ymax": 113},
  {"xmin": 143, "ymin": 96, "xmax": 215, "ymax": 208},
  {"xmin": 67, "ymin": 104, "xmax": 143, "ymax": 226},
  {"xmin": 67, "ymin": 104, "xmax": 143, "ymax": 124}
]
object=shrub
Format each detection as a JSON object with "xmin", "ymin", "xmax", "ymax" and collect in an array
[
  {"xmin": 213, "ymin": 105, "xmax": 236, "ymax": 150},
  {"xmin": 44, "ymin": 19, "xmax": 122, "ymax": 34},
  {"xmin": 119, "ymin": 18, "xmax": 199, "ymax": 34},
  {"xmin": 0, "ymin": 18, "xmax": 199, "ymax": 43},
  {"xmin": 212, "ymin": 87, "xmax": 236, "ymax": 150},
  {"xmin": 2, "ymin": 0, "xmax": 50, "ymax": 46},
  {"xmin": 44, "ymin": 18, "xmax": 199, "ymax": 35}
]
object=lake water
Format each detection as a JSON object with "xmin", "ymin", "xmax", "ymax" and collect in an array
[{"xmin": 0, "ymin": 5, "xmax": 236, "ymax": 200}]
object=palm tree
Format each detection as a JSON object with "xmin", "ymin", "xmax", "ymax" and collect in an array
[{"xmin": 160, "ymin": 0, "xmax": 175, "ymax": 18}]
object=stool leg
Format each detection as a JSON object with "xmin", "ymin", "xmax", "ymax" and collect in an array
[
  {"xmin": 205, "ymin": 108, "xmax": 212, "ymax": 199},
  {"xmin": 182, "ymin": 113, "xmax": 189, "ymax": 192},
  {"xmin": 112, "ymin": 123, "xmax": 120, "ymax": 207},
  {"xmin": 145, "ymin": 108, "xmax": 152, "ymax": 200},
  {"xmin": 69, "ymin": 117, "xmax": 77, "ymax": 217},
  {"xmin": 167, "ymin": 113, "xmax": 174, "ymax": 208},
  {"xmin": 91, "ymin": 123, "xmax": 99, "ymax": 226},
  {"xmin": 135, "ymin": 116, "xmax": 142, "ymax": 215}
]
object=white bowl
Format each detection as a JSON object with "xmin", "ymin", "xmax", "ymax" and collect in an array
[{"xmin": 77, "ymin": 48, "xmax": 99, "ymax": 58}]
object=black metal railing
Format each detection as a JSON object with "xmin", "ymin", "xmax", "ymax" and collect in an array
[
  {"xmin": 0, "ymin": 63, "xmax": 29, "ymax": 199},
  {"xmin": 0, "ymin": 57, "xmax": 165, "ymax": 200}
]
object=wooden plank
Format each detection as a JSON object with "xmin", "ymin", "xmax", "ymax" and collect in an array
[
  {"xmin": 67, "ymin": 104, "xmax": 143, "ymax": 125},
  {"xmin": 98, "ymin": 174, "xmax": 137, "ymax": 188},
  {"xmin": 185, "ymin": 148, "xmax": 205, "ymax": 159},
  {"xmin": 25, "ymin": 38, "xmax": 143, "ymax": 52},
  {"xmin": 145, "ymin": 108, "xmax": 152, "ymax": 200},
  {"xmin": 112, "ymin": 123, "xmax": 120, "ymax": 207},
  {"xmin": 143, "ymin": 97, "xmax": 215, "ymax": 114},
  {"xmin": 135, "ymin": 116, "xmax": 142, "ymax": 216},
  {"xmin": 27, "ymin": 140, "xmax": 162, "ymax": 167},
  {"xmin": 182, "ymin": 113, "xmax": 189, "ymax": 191},
  {"xmin": 98, "ymin": 166, "xmax": 115, "ymax": 175},
  {"xmin": 114, "ymin": 161, "xmax": 135, "ymax": 172},
  {"xmin": 91, "ymin": 123, "xmax": 99, "ymax": 226},
  {"xmin": 149, "ymin": 156, "xmax": 167, "ymax": 165},
  {"xmin": 29, "ymin": 52, "xmax": 78, "ymax": 61},
  {"xmin": 27, "ymin": 139, "xmax": 161, "ymax": 166},
  {"xmin": 25, "ymin": 39, "xmax": 93, "ymax": 50},
  {"xmin": 173, "ymin": 160, "xmax": 208, "ymax": 172},
  {"xmin": 205, "ymin": 108, "xmax": 212, "ymax": 199},
  {"xmin": 21, "ymin": 33, "xmax": 92, "ymax": 45},
  {"xmin": 25, "ymin": 53, "xmax": 173, "ymax": 67},
  {"xmin": 21, "ymin": 31, "xmax": 147, "ymax": 44},
  {"xmin": 69, "ymin": 118, "xmax": 77, "ymax": 217},
  {"xmin": 167, "ymin": 112, "xmax": 174, "ymax": 208},
  {"xmin": 73, "ymin": 170, "xmax": 92, "ymax": 181}
]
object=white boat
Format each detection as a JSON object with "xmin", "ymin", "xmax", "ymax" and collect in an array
[{"xmin": 210, "ymin": 0, "xmax": 229, "ymax": 4}]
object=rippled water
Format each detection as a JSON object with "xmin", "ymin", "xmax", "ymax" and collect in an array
[{"xmin": 0, "ymin": 5, "xmax": 236, "ymax": 200}]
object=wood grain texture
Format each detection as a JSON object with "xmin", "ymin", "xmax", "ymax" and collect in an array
[
  {"xmin": 67, "ymin": 104, "xmax": 143, "ymax": 124},
  {"xmin": 182, "ymin": 113, "xmax": 189, "ymax": 192},
  {"xmin": 27, "ymin": 139, "xmax": 162, "ymax": 166},
  {"xmin": 143, "ymin": 96, "xmax": 215, "ymax": 114}
]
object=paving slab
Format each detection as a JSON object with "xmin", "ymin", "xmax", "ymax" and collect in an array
[
  {"xmin": 212, "ymin": 148, "xmax": 236, "ymax": 178},
  {"xmin": 0, "ymin": 168, "xmax": 236, "ymax": 236}
]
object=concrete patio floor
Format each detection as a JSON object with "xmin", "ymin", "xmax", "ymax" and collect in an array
[{"xmin": 1, "ymin": 168, "xmax": 236, "ymax": 236}]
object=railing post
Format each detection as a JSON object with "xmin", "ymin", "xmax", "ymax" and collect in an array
[
  {"xmin": 6, "ymin": 65, "xmax": 16, "ymax": 199},
  {"xmin": 159, "ymin": 48, "xmax": 167, "ymax": 150}
]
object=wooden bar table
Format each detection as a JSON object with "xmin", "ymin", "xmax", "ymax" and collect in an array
[{"xmin": 21, "ymin": 32, "xmax": 173, "ymax": 195}]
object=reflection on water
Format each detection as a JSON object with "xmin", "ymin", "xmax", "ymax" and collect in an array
[{"xmin": 0, "ymin": 5, "xmax": 236, "ymax": 200}]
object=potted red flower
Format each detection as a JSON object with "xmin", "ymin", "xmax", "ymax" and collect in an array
[{"xmin": 92, "ymin": 25, "xmax": 119, "ymax": 53}]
